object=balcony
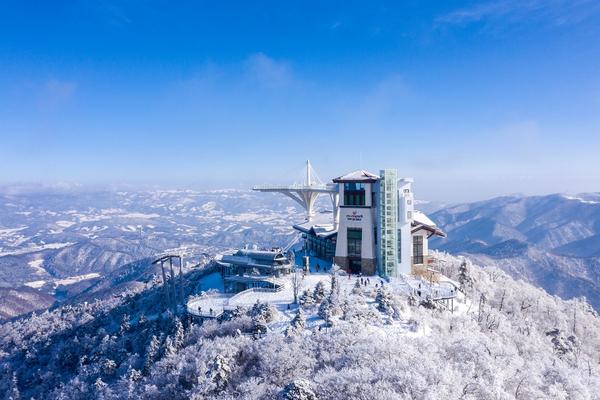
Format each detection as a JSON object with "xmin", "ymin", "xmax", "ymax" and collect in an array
[{"xmin": 411, "ymin": 255, "xmax": 441, "ymax": 283}]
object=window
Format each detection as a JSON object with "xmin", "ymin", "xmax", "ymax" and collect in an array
[
  {"xmin": 407, "ymin": 211, "xmax": 412, "ymax": 219},
  {"xmin": 344, "ymin": 182, "xmax": 366, "ymax": 206},
  {"xmin": 413, "ymin": 236, "xmax": 424, "ymax": 264},
  {"xmin": 347, "ymin": 228, "xmax": 362, "ymax": 258},
  {"xmin": 397, "ymin": 231, "xmax": 402, "ymax": 263}
]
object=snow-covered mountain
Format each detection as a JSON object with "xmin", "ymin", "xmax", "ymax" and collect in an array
[
  {"xmin": 0, "ymin": 253, "xmax": 598, "ymax": 399},
  {"xmin": 430, "ymin": 193, "xmax": 600, "ymax": 310},
  {"xmin": 0, "ymin": 188, "xmax": 306, "ymax": 319}
]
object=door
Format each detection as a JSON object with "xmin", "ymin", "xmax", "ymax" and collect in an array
[
  {"xmin": 349, "ymin": 259, "xmax": 362, "ymax": 274},
  {"xmin": 347, "ymin": 228, "xmax": 362, "ymax": 273}
]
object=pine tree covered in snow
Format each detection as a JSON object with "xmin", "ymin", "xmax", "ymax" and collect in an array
[
  {"xmin": 206, "ymin": 354, "xmax": 231, "ymax": 392},
  {"xmin": 291, "ymin": 308, "xmax": 305, "ymax": 330},
  {"xmin": 313, "ymin": 281, "xmax": 326, "ymax": 303},
  {"xmin": 144, "ymin": 335, "xmax": 161, "ymax": 373},
  {"xmin": 351, "ymin": 279, "xmax": 362, "ymax": 295},
  {"xmin": 279, "ymin": 379, "xmax": 318, "ymax": 400},
  {"xmin": 299, "ymin": 289, "xmax": 315, "ymax": 307},
  {"xmin": 375, "ymin": 285, "xmax": 400, "ymax": 318},
  {"xmin": 8, "ymin": 372, "xmax": 20, "ymax": 400},
  {"xmin": 458, "ymin": 258, "xmax": 474, "ymax": 292},
  {"xmin": 250, "ymin": 301, "xmax": 277, "ymax": 324},
  {"xmin": 1, "ymin": 252, "xmax": 600, "ymax": 399}
]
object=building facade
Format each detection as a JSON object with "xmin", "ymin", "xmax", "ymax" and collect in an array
[
  {"xmin": 286, "ymin": 167, "xmax": 446, "ymax": 278},
  {"xmin": 332, "ymin": 170, "xmax": 379, "ymax": 275},
  {"xmin": 217, "ymin": 248, "xmax": 293, "ymax": 293},
  {"xmin": 331, "ymin": 169, "xmax": 445, "ymax": 277}
]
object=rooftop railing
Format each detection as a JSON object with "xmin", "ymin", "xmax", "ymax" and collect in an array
[{"xmin": 253, "ymin": 184, "xmax": 337, "ymax": 191}]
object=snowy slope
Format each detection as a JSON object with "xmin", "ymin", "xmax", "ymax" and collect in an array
[{"xmin": 431, "ymin": 193, "xmax": 600, "ymax": 309}]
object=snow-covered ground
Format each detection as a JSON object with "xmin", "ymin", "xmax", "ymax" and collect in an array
[
  {"xmin": 187, "ymin": 264, "xmax": 463, "ymax": 338},
  {"xmin": 24, "ymin": 272, "xmax": 101, "ymax": 290},
  {"xmin": 0, "ymin": 241, "xmax": 75, "ymax": 257}
]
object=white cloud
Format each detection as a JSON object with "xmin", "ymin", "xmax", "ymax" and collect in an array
[
  {"xmin": 244, "ymin": 53, "xmax": 294, "ymax": 88},
  {"xmin": 437, "ymin": 0, "xmax": 600, "ymax": 27}
]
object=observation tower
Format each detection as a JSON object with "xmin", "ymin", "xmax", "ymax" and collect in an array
[{"xmin": 253, "ymin": 160, "xmax": 339, "ymax": 226}]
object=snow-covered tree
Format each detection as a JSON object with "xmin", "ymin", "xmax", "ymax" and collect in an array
[
  {"xmin": 313, "ymin": 281, "xmax": 326, "ymax": 303},
  {"xmin": 173, "ymin": 318, "xmax": 185, "ymax": 349},
  {"xmin": 375, "ymin": 286, "xmax": 400, "ymax": 318},
  {"xmin": 291, "ymin": 308, "xmax": 305, "ymax": 330},
  {"xmin": 299, "ymin": 290, "xmax": 315, "ymax": 307},
  {"xmin": 119, "ymin": 313, "xmax": 131, "ymax": 334},
  {"xmin": 279, "ymin": 379, "xmax": 318, "ymax": 400},
  {"xmin": 292, "ymin": 268, "xmax": 302, "ymax": 304},
  {"xmin": 206, "ymin": 354, "xmax": 231, "ymax": 392},
  {"xmin": 351, "ymin": 279, "xmax": 362, "ymax": 295},
  {"xmin": 250, "ymin": 301, "xmax": 277, "ymax": 324},
  {"xmin": 8, "ymin": 372, "xmax": 20, "ymax": 400},
  {"xmin": 458, "ymin": 258, "xmax": 474, "ymax": 291},
  {"xmin": 144, "ymin": 335, "xmax": 161, "ymax": 373}
]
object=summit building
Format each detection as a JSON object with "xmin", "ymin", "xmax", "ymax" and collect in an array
[{"xmin": 255, "ymin": 163, "xmax": 446, "ymax": 278}]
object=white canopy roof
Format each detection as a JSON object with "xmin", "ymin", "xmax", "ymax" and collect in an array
[{"xmin": 333, "ymin": 169, "xmax": 380, "ymax": 182}]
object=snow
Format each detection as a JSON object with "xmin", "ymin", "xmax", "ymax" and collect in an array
[
  {"xmin": 187, "ymin": 264, "xmax": 460, "ymax": 329},
  {"xmin": 413, "ymin": 210, "xmax": 436, "ymax": 227},
  {"xmin": 201, "ymin": 202, "xmax": 217, "ymax": 211},
  {"xmin": 562, "ymin": 195, "xmax": 599, "ymax": 205},
  {"xmin": 28, "ymin": 259, "xmax": 46, "ymax": 276},
  {"xmin": 119, "ymin": 212, "xmax": 161, "ymax": 219},
  {"xmin": 0, "ymin": 242, "xmax": 74, "ymax": 257},
  {"xmin": 24, "ymin": 271, "xmax": 100, "ymax": 289},
  {"xmin": 24, "ymin": 280, "xmax": 46, "ymax": 289},
  {"xmin": 333, "ymin": 169, "xmax": 379, "ymax": 181},
  {"xmin": 55, "ymin": 220, "xmax": 75, "ymax": 228},
  {"xmin": 0, "ymin": 226, "xmax": 27, "ymax": 236},
  {"xmin": 55, "ymin": 273, "xmax": 101, "ymax": 286}
]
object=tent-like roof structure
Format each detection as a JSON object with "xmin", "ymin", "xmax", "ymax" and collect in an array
[
  {"xmin": 293, "ymin": 222, "xmax": 338, "ymax": 239},
  {"xmin": 292, "ymin": 211, "xmax": 338, "ymax": 239},
  {"xmin": 333, "ymin": 169, "xmax": 380, "ymax": 183}
]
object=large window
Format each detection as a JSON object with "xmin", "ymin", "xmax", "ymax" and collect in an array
[
  {"xmin": 397, "ymin": 231, "xmax": 402, "ymax": 263},
  {"xmin": 344, "ymin": 182, "xmax": 366, "ymax": 206},
  {"xmin": 413, "ymin": 235, "xmax": 424, "ymax": 264},
  {"xmin": 347, "ymin": 228, "xmax": 362, "ymax": 258}
]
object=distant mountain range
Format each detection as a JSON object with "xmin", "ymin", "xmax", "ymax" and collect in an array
[
  {"xmin": 0, "ymin": 189, "xmax": 303, "ymax": 319},
  {"xmin": 430, "ymin": 193, "xmax": 600, "ymax": 310},
  {"xmin": 2, "ymin": 188, "xmax": 600, "ymax": 319}
]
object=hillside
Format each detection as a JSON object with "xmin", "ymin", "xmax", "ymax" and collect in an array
[
  {"xmin": 431, "ymin": 193, "xmax": 600, "ymax": 310},
  {"xmin": 0, "ymin": 286, "xmax": 55, "ymax": 320},
  {"xmin": 0, "ymin": 253, "xmax": 598, "ymax": 399},
  {"xmin": 0, "ymin": 189, "xmax": 304, "ymax": 319}
]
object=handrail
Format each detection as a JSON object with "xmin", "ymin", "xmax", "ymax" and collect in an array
[
  {"xmin": 253, "ymin": 184, "xmax": 336, "ymax": 191},
  {"xmin": 226, "ymin": 286, "xmax": 283, "ymax": 305}
]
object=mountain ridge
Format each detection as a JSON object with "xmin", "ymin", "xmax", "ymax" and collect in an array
[{"xmin": 431, "ymin": 192, "xmax": 600, "ymax": 309}]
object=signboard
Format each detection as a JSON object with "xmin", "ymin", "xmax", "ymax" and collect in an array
[{"xmin": 346, "ymin": 210, "xmax": 363, "ymax": 222}]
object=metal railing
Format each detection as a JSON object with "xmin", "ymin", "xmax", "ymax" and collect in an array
[{"xmin": 253, "ymin": 184, "xmax": 336, "ymax": 191}]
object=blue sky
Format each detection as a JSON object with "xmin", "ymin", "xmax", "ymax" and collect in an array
[{"xmin": 1, "ymin": 1, "xmax": 599, "ymax": 201}]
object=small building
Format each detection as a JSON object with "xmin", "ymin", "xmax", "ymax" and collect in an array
[
  {"xmin": 293, "ymin": 215, "xmax": 337, "ymax": 261},
  {"xmin": 217, "ymin": 248, "xmax": 293, "ymax": 293}
]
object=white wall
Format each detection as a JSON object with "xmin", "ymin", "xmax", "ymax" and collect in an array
[
  {"xmin": 397, "ymin": 178, "xmax": 414, "ymax": 274},
  {"xmin": 335, "ymin": 207, "xmax": 376, "ymax": 259}
]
